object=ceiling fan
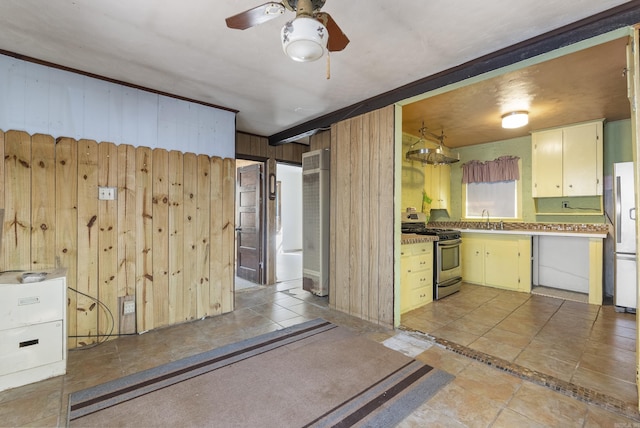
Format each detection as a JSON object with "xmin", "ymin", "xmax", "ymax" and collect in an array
[{"xmin": 225, "ymin": 0, "xmax": 349, "ymax": 62}]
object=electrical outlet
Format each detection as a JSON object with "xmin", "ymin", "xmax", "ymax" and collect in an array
[
  {"xmin": 562, "ymin": 201, "xmax": 569, "ymax": 208},
  {"xmin": 123, "ymin": 300, "xmax": 135, "ymax": 315},
  {"xmin": 98, "ymin": 186, "xmax": 117, "ymax": 200}
]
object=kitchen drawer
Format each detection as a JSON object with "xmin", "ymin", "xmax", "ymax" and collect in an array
[
  {"xmin": 405, "ymin": 270, "xmax": 432, "ymax": 290},
  {"xmin": 401, "ymin": 242, "xmax": 433, "ymax": 257},
  {"xmin": 405, "ymin": 254, "xmax": 432, "ymax": 273},
  {"xmin": 407, "ymin": 286, "xmax": 433, "ymax": 307},
  {"xmin": 0, "ymin": 321, "xmax": 64, "ymax": 376},
  {"xmin": 0, "ymin": 278, "xmax": 65, "ymax": 330}
]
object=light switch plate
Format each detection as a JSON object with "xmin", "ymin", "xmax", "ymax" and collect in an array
[{"xmin": 98, "ymin": 186, "xmax": 117, "ymax": 200}]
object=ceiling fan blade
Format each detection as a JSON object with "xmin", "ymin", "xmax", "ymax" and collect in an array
[
  {"xmin": 316, "ymin": 12, "xmax": 349, "ymax": 52},
  {"xmin": 225, "ymin": 2, "xmax": 286, "ymax": 30}
]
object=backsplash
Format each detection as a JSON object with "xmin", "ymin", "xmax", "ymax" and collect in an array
[{"xmin": 428, "ymin": 221, "xmax": 611, "ymax": 234}]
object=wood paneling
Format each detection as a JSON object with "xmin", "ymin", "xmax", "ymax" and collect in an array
[
  {"xmin": 182, "ymin": 153, "xmax": 198, "ymax": 321},
  {"xmin": 221, "ymin": 158, "xmax": 235, "ymax": 312},
  {"xmin": 152, "ymin": 149, "xmax": 169, "ymax": 328},
  {"xmin": 135, "ymin": 146, "xmax": 154, "ymax": 333},
  {"xmin": 168, "ymin": 150, "xmax": 184, "ymax": 324},
  {"xmin": 330, "ymin": 106, "xmax": 395, "ymax": 327},
  {"xmin": 235, "ymin": 132, "xmax": 308, "ymax": 164},
  {"xmin": 76, "ymin": 139, "xmax": 99, "ymax": 346},
  {"xmin": 98, "ymin": 142, "xmax": 118, "ymax": 338},
  {"xmin": 117, "ymin": 144, "xmax": 136, "ymax": 334},
  {"xmin": 209, "ymin": 157, "xmax": 223, "ymax": 315},
  {"xmin": 309, "ymin": 130, "xmax": 331, "ymax": 151},
  {"xmin": 3, "ymin": 131, "xmax": 31, "ymax": 270},
  {"xmin": 55, "ymin": 137, "xmax": 78, "ymax": 348},
  {"xmin": 31, "ymin": 134, "xmax": 55, "ymax": 270},
  {"xmin": 196, "ymin": 155, "xmax": 211, "ymax": 318},
  {"xmin": 0, "ymin": 130, "xmax": 235, "ymax": 348}
]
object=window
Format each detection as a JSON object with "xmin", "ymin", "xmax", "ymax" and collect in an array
[
  {"xmin": 465, "ymin": 181, "xmax": 518, "ymax": 218},
  {"xmin": 462, "ymin": 157, "xmax": 521, "ymax": 220}
]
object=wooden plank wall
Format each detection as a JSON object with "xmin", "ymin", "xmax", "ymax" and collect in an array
[
  {"xmin": 329, "ymin": 106, "xmax": 395, "ymax": 327},
  {"xmin": 235, "ymin": 132, "xmax": 307, "ymax": 164},
  {"xmin": 0, "ymin": 130, "xmax": 235, "ymax": 348},
  {"xmin": 309, "ymin": 130, "xmax": 331, "ymax": 151}
]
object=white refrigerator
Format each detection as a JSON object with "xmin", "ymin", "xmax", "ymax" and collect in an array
[{"xmin": 614, "ymin": 162, "xmax": 637, "ymax": 311}]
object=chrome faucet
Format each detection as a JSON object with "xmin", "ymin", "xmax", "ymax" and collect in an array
[{"xmin": 481, "ymin": 209, "xmax": 490, "ymax": 229}]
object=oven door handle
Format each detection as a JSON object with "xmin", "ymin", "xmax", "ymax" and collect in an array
[{"xmin": 438, "ymin": 239, "xmax": 462, "ymax": 248}]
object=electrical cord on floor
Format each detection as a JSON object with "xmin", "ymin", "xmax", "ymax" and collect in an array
[{"xmin": 67, "ymin": 286, "xmax": 115, "ymax": 350}]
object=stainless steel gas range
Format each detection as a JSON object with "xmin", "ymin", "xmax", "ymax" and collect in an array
[{"xmin": 401, "ymin": 213, "xmax": 462, "ymax": 300}]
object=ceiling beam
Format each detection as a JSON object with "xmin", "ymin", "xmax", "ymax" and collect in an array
[{"xmin": 268, "ymin": 0, "xmax": 640, "ymax": 145}]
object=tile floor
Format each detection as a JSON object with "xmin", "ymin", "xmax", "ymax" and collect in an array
[
  {"xmin": 0, "ymin": 279, "xmax": 638, "ymax": 427},
  {"xmin": 402, "ymin": 283, "xmax": 639, "ymax": 420}
]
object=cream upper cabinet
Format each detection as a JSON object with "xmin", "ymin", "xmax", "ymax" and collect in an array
[
  {"xmin": 425, "ymin": 163, "xmax": 451, "ymax": 210},
  {"xmin": 531, "ymin": 128, "xmax": 563, "ymax": 197},
  {"xmin": 531, "ymin": 120, "xmax": 603, "ymax": 198}
]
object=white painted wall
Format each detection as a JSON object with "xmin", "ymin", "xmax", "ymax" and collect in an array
[
  {"xmin": 535, "ymin": 235, "xmax": 590, "ymax": 293},
  {"xmin": 278, "ymin": 163, "xmax": 302, "ymax": 252},
  {"xmin": 0, "ymin": 54, "xmax": 235, "ymax": 158}
]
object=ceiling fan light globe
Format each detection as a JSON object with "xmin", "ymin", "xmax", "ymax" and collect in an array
[{"xmin": 281, "ymin": 17, "xmax": 327, "ymax": 62}]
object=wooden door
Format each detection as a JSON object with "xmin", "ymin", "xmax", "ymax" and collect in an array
[{"xmin": 236, "ymin": 163, "xmax": 263, "ymax": 283}]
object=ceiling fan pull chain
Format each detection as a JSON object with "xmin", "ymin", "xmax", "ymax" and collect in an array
[{"xmin": 326, "ymin": 52, "xmax": 331, "ymax": 80}]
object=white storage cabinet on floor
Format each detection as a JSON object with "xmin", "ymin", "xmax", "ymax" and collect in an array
[{"xmin": 0, "ymin": 269, "xmax": 67, "ymax": 391}]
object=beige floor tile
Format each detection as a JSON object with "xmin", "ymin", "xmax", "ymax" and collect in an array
[
  {"xmin": 464, "ymin": 305, "xmax": 512, "ymax": 325},
  {"xmin": 584, "ymin": 402, "xmax": 640, "ymax": 427},
  {"xmin": 578, "ymin": 346, "xmax": 636, "ymax": 380},
  {"xmin": 414, "ymin": 346, "xmax": 472, "ymax": 376},
  {"xmin": 506, "ymin": 382, "xmax": 589, "ymax": 427},
  {"xmin": 492, "ymin": 408, "xmax": 548, "ymax": 428},
  {"xmin": 481, "ymin": 326, "xmax": 534, "ymax": 348},
  {"xmin": 495, "ymin": 317, "xmax": 545, "ymax": 337},
  {"xmin": 514, "ymin": 348, "xmax": 577, "ymax": 382},
  {"xmin": 1, "ymin": 279, "xmax": 638, "ymax": 427},
  {"xmin": 523, "ymin": 337, "xmax": 584, "ymax": 364},
  {"xmin": 397, "ymin": 403, "xmax": 467, "ymax": 428},
  {"xmin": 469, "ymin": 336, "xmax": 523, "ymax": 362},
  {"xmin": 426, "ymin": 382, "xmax": 505, "ymax": 428},
  {"xmin": 454, "ymin": 361, "xmax": 522, "ymax": 404},
  {"xmin": 571, "ymin": 366, "xmax": 638, "ymax": 405},
  {"xmin": 430, "ymin": 324, "xmax": 481, "ymax": 346}
]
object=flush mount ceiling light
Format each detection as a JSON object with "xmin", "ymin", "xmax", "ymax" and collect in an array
[
  {"xmin": 501, "ymin": 111, "xmax": 529, "ymax": 129},
  {"xmin": 281, "ymin": 16, "xmax": 327, "ymax": 62}
]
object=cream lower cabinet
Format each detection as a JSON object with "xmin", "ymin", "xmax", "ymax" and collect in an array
[
  {"xmin": 462, "ymin": 233, "xmax": 531, "ymax": 292},
  {"xmin": 400, "ymin": 242, "xmax": 434, "ymax": 313}
]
